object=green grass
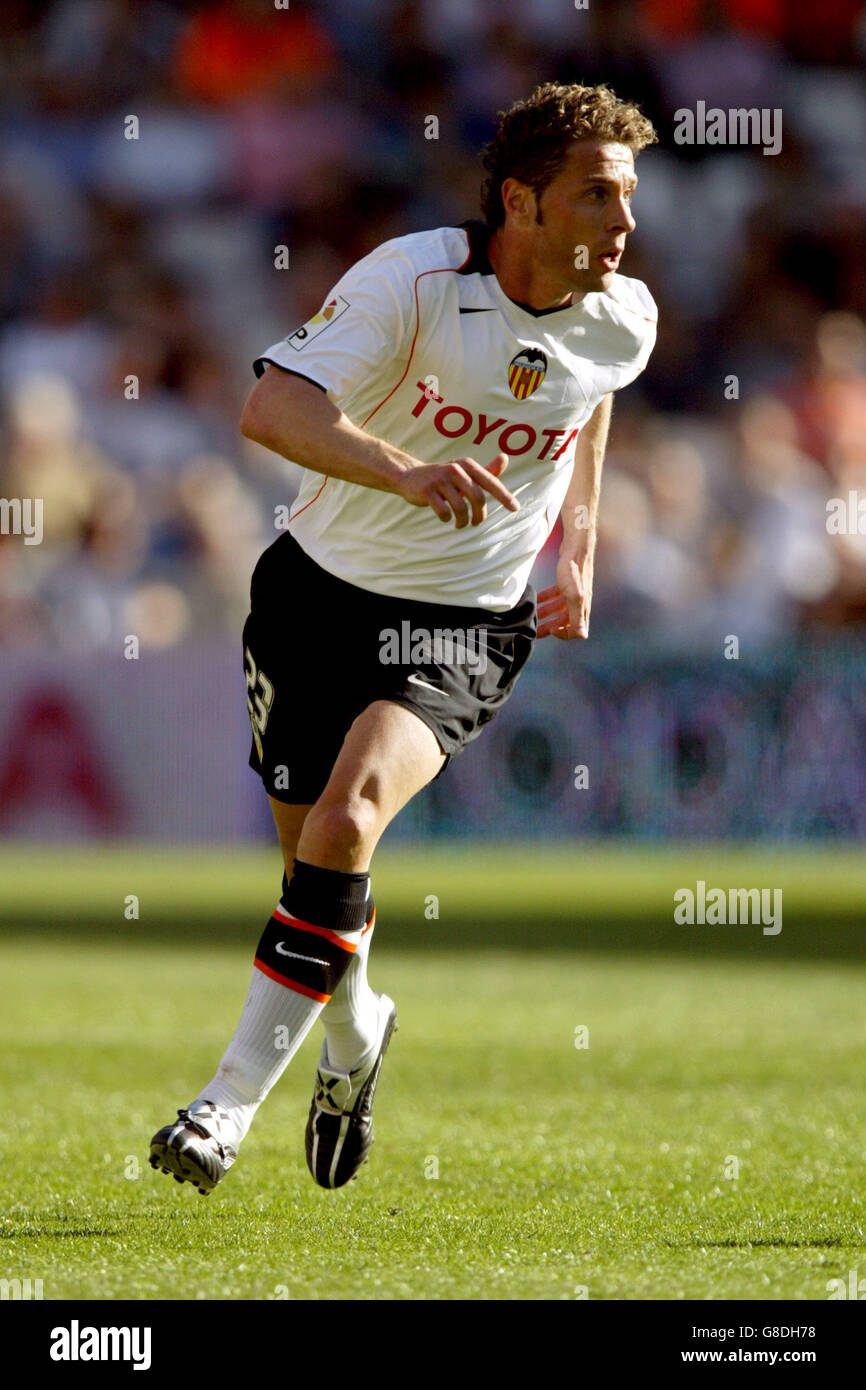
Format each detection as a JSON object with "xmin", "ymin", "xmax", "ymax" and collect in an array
[
  {"xmin": 2, "ymin": 842, "xmax": 865, "ymax": 955},
  {"xmin": 2, "ymin": 918, "xmax": 866, "ymax": 1299}
]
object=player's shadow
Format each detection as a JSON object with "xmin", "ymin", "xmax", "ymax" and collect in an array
[
  {"xmin": 668, "ymin": 1236, "xmax": 850, "ymax": 1249},
  {"xmin": 4, "ymin": 1225, "xmax": 121, "ymax": 1238}
]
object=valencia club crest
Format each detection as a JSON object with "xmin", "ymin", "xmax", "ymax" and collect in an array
[{"xmin": 508, "ymin": 347, "xmax": 548, "ymax": 400}]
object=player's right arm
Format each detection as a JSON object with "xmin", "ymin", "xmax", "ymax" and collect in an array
[{"xmin": 240, "ymin": 367, "xmax": 518, "ymax": 530}]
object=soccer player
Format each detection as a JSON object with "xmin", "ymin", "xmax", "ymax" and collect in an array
[{"xmin": 149, "ymin": 82, "xmax": 657, "ymax": 1193}]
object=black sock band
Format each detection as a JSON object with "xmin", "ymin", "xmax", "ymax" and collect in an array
[
  {"xmin": 279, "ymin": 871, "xmax": 374, "ymax": 926},
  {"xmin": 282, "ymin": 859, "xmax": 370, "ymax": 934},
  {"xmin": 255, "ymin": 862, "xmax": 370, "ymax": 999},
  {"xmin": 255, "ymin": 912, "xmax": 354, "ymax": 1001}
]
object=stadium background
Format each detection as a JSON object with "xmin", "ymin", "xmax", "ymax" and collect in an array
[
  {"xmin": 1, "ymin": 0, "xmax": 865, "ymax": 846},
  {"xmin": 2, "ymin": 0, "xmax": 866, "ymax": 1308}
]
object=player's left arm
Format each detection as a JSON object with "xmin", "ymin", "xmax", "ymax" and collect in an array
[{"xmin": 537, "ymin": 392, "xmax": 613, "ymax": 640}]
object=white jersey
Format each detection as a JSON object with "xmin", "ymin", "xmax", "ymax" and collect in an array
[{"xmin": 254, "ymin": 222, "xmax": 657, "ymax": 610}]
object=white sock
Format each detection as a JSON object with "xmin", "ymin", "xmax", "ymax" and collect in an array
[
  {"xmin": 321, "ymin": 906, "xmax": 379, "ymax": 1071},
  {"xmin": 190, "ymin": 896, "xmax": 366, "ymax": 1146},
  {"xmin": 190, "ymin": 967, "xmax": 324, "ymax": 1145}
]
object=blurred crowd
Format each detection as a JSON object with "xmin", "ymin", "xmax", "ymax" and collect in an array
[{"xmin": 1, "ymin": 0, "xmax": 866, "ymax": 653}]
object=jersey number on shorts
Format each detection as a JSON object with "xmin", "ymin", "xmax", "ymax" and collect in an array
[{"xmin": 244, "ymin": 646, "xmax": 274, "ymax": 761}]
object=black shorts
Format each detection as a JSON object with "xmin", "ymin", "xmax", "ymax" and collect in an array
[{"xmin": 242, "ymin": 532, "xmax": 536, "ymax": 804}]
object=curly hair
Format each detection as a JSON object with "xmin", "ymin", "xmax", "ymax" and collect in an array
[{"xmin": 480, "ymin": 82, "xmax": 657, "ymax": 228}]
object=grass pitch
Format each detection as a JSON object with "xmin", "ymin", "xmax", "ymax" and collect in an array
[{"xmin": 1, "ymin": 845, "xmax": 865, "ymax": 1300}]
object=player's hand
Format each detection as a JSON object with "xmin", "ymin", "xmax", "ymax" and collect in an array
[
  {"xmin": 398, "ymin": 452, "xmax": 519, "ymax": 528},
  {"xmin": 537, "ymin": 549, "xmax": 595, "ymax": 640}
]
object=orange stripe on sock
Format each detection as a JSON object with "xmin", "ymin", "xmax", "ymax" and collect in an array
[
  {"xmin": 272, "ymin": 904, "xmax": 359, "ymax": 951},
  {"xmin": 362, "ymin": 908, "xmax": 376, "ymax": 935},
  {"xmin": 254, "ymin": 957, "xmax": 331, "ymax": 1002}
]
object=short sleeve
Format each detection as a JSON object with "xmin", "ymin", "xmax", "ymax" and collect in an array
[
  {"xmin": 253, "ymin": 244, "xmax": 415, "ymax": 406},
  {"xmin": 609, "ymin": 278, "xmax": 658, "ymax": 392}
]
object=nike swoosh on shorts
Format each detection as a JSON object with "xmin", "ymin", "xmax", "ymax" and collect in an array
[{"xmin": 406, "ymin": 673, "xmax": 449, "ymax": 695}]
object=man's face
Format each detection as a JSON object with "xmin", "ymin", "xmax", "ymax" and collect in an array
[{"xmin": 521, "ymin": 140, "xmax": 638, "ymax": 296}]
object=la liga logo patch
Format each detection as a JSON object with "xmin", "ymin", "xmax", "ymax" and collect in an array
[
  {"xmin": 286, "ymin": 295, "xmax": 350, "ymax": 351},
  {"xmin": 508, "ymin": 347, "xmax": 547, "ymax": 400}
]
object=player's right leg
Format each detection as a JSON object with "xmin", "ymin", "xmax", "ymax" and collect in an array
[
  {"xmin": 148, "ymin": 534, "xmax": 444, "ymax": 1195},
  {"xmin": 147, "ymin": 798, "xmax": 312, "ymax": 1195},
  {"xmin": 149, "ymin": 703, "xmax": 443, "ymax": 1195}
]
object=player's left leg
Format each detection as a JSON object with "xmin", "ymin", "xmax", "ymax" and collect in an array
[
  {"xmin": 266, "ymin": 794, "xmax": 376, "ymax": 1075},
  {"xmin": 293, "ymin": 699, "xmax": 445, "ymax": 869}
]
